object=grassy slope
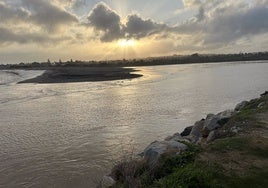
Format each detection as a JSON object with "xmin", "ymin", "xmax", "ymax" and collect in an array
[{"xmin": 111, "ymin": 95, "xmax": 268, "ymax": 188}]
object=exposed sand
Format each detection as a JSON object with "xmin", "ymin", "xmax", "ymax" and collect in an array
[{"xmin": 18, "ymin": 67, "xmax": 142, "ymax": 84}]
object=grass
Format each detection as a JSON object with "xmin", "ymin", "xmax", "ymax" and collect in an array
[
  {"xmin": 111, "ymin": 143, "xmax": 203, "ymax": 188},
  {"xmin": 153, "ymin": 162, "xmax": 225, "ymax": 188},
  {"xmin": 224, "ymin": 168, "xmax": 268, "ymax": 188},
  {"xmin": 209, "ymin": 137, "xmax": 249, "ymax": 152},
  {"xmin": 209, "ymin": 136, "xmax": 268, "ymax": 158},
  {"xmin": 111, "ymin": 94, "xmax": 268, "ymax": 188},
  {"xmin": 233, "ymin": 95, "xmax": 268, "ymax": 121}
]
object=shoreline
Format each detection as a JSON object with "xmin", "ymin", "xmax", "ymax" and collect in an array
[
  {"xmin": 18, "ymin": 67, "xmax": 142, "ymax": 84},
  {"xmin": 1, "ymin": 51, "xmax": 268, "ymax": 69},
  {"xmin": 102, "ymin": 91, "xmax": 268, "ymax": 187}
]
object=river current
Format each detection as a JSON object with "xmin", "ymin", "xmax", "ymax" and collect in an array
[{"xmin": 0, "ymin": 61, "xmax": 268, "ymax": 187}]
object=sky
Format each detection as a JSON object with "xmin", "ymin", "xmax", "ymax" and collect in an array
[{"xmin": 0, "ymin": 0, "xmax": 268, "ymax": 63}]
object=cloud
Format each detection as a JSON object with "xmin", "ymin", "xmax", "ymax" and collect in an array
[
  {"xmin": 71, "ymin": 0, "xmax": 86, "ymax": 9},
  {"xmin": 183, "ymin": 0, "xmax": 201, "ymax": 8},
  {"xmin": 87, "ymin": 2, "xmax": 167, "ymax": 41},
  {"xmin": 0, "ymin": 27, "xmax": 48, "ymax": 45},
  {"xmin": 21, "ymin": 0, "xmax": 78, "ymax": 31},
  {"xmin": 124, "ymin": 15, "xmax": 167, "ymax": 39},
  {"xmin": 0, "ymin": 1, "xmax": 30, "ymax": 23},
  {"xmin": 174, "ymin": 1, "xmax": 268, "ymax": 48},
  {"xmin": 0, "ymin": 27, "xmax": 73, "ymax": 46},
  {"xmin": 87, "ymin": 2, "xmax": 123, "ymax": 42},
  {"xmin": 0, "ymin": 0, "xmax": 79, "ymax": 45},
  {"xmin": 53, "ymin": 0, "xmax": 86, "ymax": 10},
  {"xmin": 0, "ymin": 0, "xmax": 78, "ymax": 31},
  {"xmin": 0, "ymin": 0, "xmax": 268, "ymax": 58}
]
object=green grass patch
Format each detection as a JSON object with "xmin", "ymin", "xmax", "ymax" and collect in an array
[
  {"xmin": 209, "ymin": 137, "xmax": 249, "ymax": 152},
  {"xmin": 209, "ymin": 136, "xmax": 268, "ymax": 158},
  {"xmin": 154, "ymin": 163, "xmax": 224, "ymax": 188},
  {"xmin": 247, "ymin": 145, "xmax": 268, "ymax": 158},
  {"xmin": 233, "ymin": 95, "xmax": 268, "ymax": 121},
  {"xmin": 224, "ymin": 168, "xmax": 268, "ymax": 188},
  {"xmin": 139, "ymin": 144, "xmax": 202, "ymax": 186}
]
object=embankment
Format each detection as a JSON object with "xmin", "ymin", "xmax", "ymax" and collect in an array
[{"xmin": 101, "ymin": 91, "xmax": 268, "ymax": 188}]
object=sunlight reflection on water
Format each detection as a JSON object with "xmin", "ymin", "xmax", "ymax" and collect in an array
[{"xmin": 0, "ymin": 61, "xmax": 268, "ymax": 187}]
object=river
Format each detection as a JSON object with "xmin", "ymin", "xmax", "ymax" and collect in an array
[{"xmin": 0, "ymin": 61, "xmax": 268, "ymax": 187}]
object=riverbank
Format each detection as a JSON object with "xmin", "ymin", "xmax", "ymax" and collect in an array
[
  {"xmin": 18, "ymin": 67, "xmax": 142, "ymax": 84},
  {"xmin": 1, "ymin": 52, "xmax": 268, "ymax": 69},
  {"xmin": 102, "ymin": 91, "xmax": 268, "ymax": 188}
]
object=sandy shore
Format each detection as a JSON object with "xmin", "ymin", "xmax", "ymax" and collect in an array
[{"xmin": 18, "ymin": 67, "xmax": 142, "ymax": 84}]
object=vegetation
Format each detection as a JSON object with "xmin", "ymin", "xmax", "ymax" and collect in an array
[
  {"xmin": 110, "ymin": 93, "xmax": 268, "ymax": 188},
  {"xmin": 1, "ymin": 51, "xmax": 268, "ymax": 69}
]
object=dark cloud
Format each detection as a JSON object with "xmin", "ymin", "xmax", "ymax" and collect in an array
[
  {"xmin": 0, "ymin": 27, "xmax": 47, "ymax": 44},
  {"xmin": 174, "ymin": 2, "xmax": 268, "ymax": 47},
  {"xmin": 196, "ymin": 6, "xmax": 205, "ymax": 21},
  {"xmin": 0, "ymin": 0, "xmax": 78, "ymax": 32},
  {"xmin": 0, "ymin": 27, "xmax": 71, "ymax": 45},
  {"xmin": 87, "ymin": 2, "xmax": 167, "ymax": 42},
  {"xmin": 0, "ymin": 2, "xmax": 30, "ymax": 23},
  {"xmin": 21, "ymin": 0, "xmax": 78, "ymax": 31},
  {"xmin": 124, "ymin": 15, "xmax": 166, "ymax": 39},
  {"xmin": 1, "ymin": 0, "xmax": 268, "ymax": 53},
  {"xmin": 0, "ymin": 0, "xmax": 78, "ymax": 45},
  {"xmin": 87, "ymin": 2, "xmax": 123, "ymax": 42}
]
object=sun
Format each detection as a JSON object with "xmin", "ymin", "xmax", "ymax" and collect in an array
[{"xmin": 118, "ymin": 39, "xmax": 137, "ymax": 47}]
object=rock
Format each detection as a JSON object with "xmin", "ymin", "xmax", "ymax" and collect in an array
[
  {"xmin": 188, "ymin": 119, "xmax": 205, "ymax": 143},
  {"xmin": 258, "ymin": 102, "xmax": 265, "ymax": 108},
  {"xmin": 99, "ymin": 175, "xmax": 115, "ymax": 188},
  {"xmin": 165, "ymin": 133, "xmax": 190, "ymax": 143},
  {"xmin": 202, "ymin": 110, "xmax": 234, "ymax": 137},
  {"xmin": 143, "ymin": 141, "xmax": 167, "ymax": 162},
  {"xmin": 206, "ymin": 130, "xmax": 216, "ymax": 143},
  {"xmin": 230, "ymin": 126, "xmax": 243, "ymax": 134},
  {"xmin": 216, "ymin": 110, "xmax": 234, "ymax": 125},
  {"xmin": 202, "ymin": 114, "xmax": 220, "ymax": 133},
  {"xmin": 166, "ymin": 140, "xmax": 188, "ymax": 151},
  {"xmin": 260, "ymin": 91, "xmax": 268, "ymax": 97},
  {"xmin": 196, "ymin": 137, "xmax": 207, "ymax": 145},
  {"xmin": 165, "ymin": 133, "xmax": 181, "ymax": 141},
  {"xmin": 180, "ymin": 126, "xmax": 193, "ymax": 136},
  {"xmin": 235, "ymin": 101, "xmax": 249, "ymax": 111},
  {"xmin": 143, "ymin": 140, "xmax": 188, "ymax": 163},
  {"xmin": 206, "ymin": 130, "xmax": 228, "ymax": 143}
]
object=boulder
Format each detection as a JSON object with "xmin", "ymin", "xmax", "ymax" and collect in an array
[
  {"xmin": 165, "ymin": 133, "xmax": 181, "ymax": 141},
  {"xmin": 230, "ymin": 126, "xmax": 243, "ymax": 134},
  {"xmin": 260, "ymin": 91, "xmax": 268, "ymax": 97},
  {"xmin": 206, "ymin": 130, "xmax": 228, "ymax": 143},
  {"xmin": 235, "ymin": 101, "xmax": 249, "ymax": 111},
  {"xmin": 216, "ymin": 110, "xmax": 234, "ymax": 125},
  {"xmin": 202, "ymin": 114, "xmax": 220, "ymax": 137},
  {"xmin": 180, "ymin": 126, "xmax": 193, "ymax": 136},
  {"xmin": 165, "ymin": 133, "xmax": 190, "ymax": 143},
  {"xmin": 166, "ymin": 140, "xmax": 188, "ymax": 151},
  {"xmin": 202, "ymin": 110, "xmax": 234, "ymax": 137},
  {"xmin": 204, "ymin": 114, "xmax": 220, "ymax": 130},
  {"xmin": 188, "ymin": 119, "xmax": 205, "ymax": 143},
  {"xmin": 143, "ymin": 140, "xmax": 188, "ymax": 164},
  {"xmin": 257, "ymin": 102, "xmax": 265, "ymax": 108},
  {"xmin": 99, "ymin": 175, "xmax": 116, "ymax": 188}
]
